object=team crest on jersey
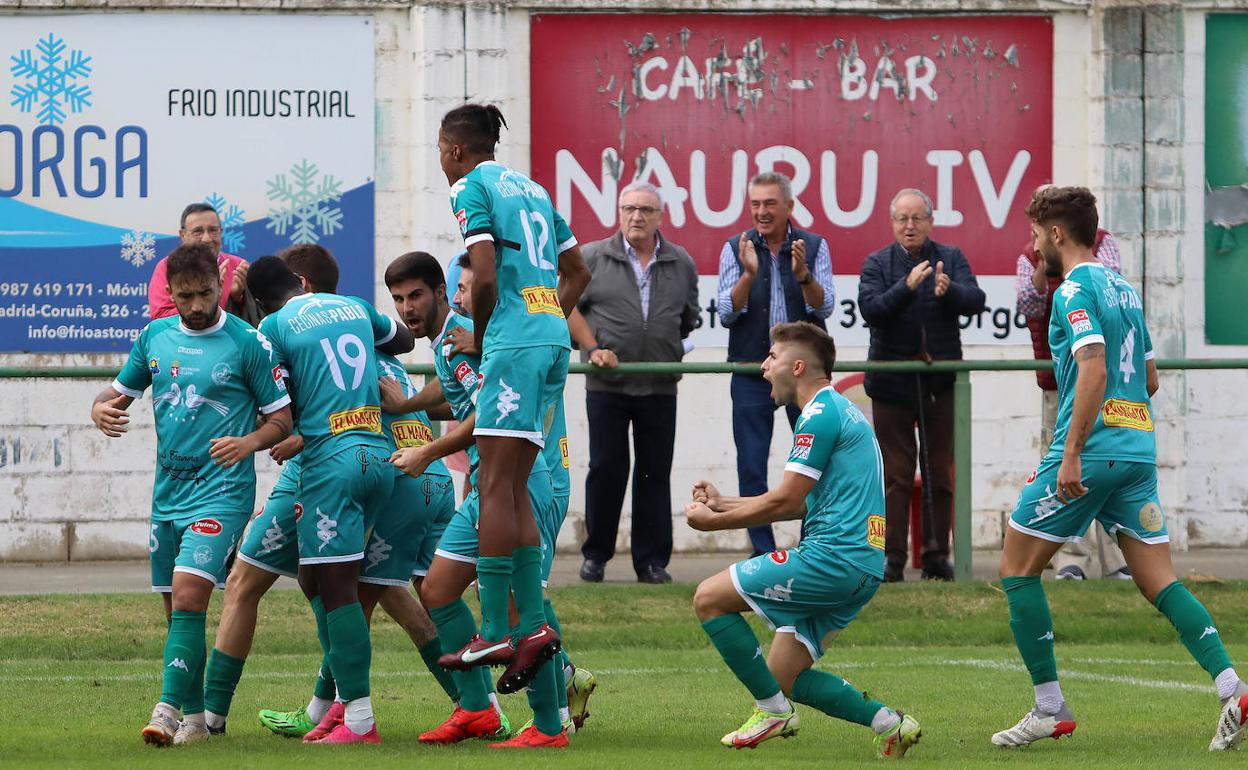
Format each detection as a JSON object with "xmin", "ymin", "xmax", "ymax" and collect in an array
[
  {"xmin": 867, "ymin": 514, "xmax": 886, "ymax": 550},
  {"xmin": 170, "ymin": 360, "xmax": 181, "ymax": 378},
  {"xmin": 521, "ymin": 286, "xmax": 563, "ymax": 317},
  {"xmin": 148, "ymin": 357, "xmax": 160, "ymax": 375},
  {"xmin": 1102, "ymin": 398, "xmax": 1153, "ymax": 432},
  {"xmin": 792, "ymin": 434, "xmax": 814, "ymax": 461},
  {"xmin": 211, "ymin": 362, "xmax": 233, "ymax": 385},
  {"xmin": 1138, "ymin": 502, "xmax": 1164, "ymax": 532},
  {"xmin": 454, "ymin": 361, "xmax": 479, "ymax": 390},
  {"xmin": 1066, "ymin": 309, "xmax": 1092, "ymax": 335},
  {"xmin": 768, "ymin": 550, "xmax": 789, "ymax": 565},
  {"xmin": 190, "ymin": 518, "xmax": 222, "ymax": 536}
]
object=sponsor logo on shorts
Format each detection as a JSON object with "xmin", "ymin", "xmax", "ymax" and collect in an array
[
  {"xmin": 559, "ymin": 437, "xmax": 569, "ymax": 469},
  {"xmin": 192, "ymin": 544, "xmax": 213, "ymax": 566},
  {"xmin": 1025, "ymin": 469, "xmax": 1038, "ymax": 484},
  {"xmin": 454, "ymin": 361, "xmax": 479, "ymax": 390},
  {"xmin": 392, "ymin": 419, "xmax": 434, "ymax": 449},
  {"xmin": 739, "ymin": 558, "xmax": 761, "ymax": 576},
  {"xmin": 329, "ymin": 405, "xmax": 383, "ymax": 435},
  {"xmin": 791, "ymin": 434, "xmax": 814, "ymax": 461},
  {"xmin": 521, "ymin": 285, "xmax": 563, "ymax": 317},
  {"xmin": 1066, "ymin": 308, "xmax": 1092, "ymax": 334},
  {"xmin": 315, "ymin": 507, "xmax": 338, "ymax": 552},
  {"xmin": 1029, "ymin": 486, "xmax": 1062, "ymax": 525},
  {"xmin": 148, "ymin": 357, "xmax": 160, "ymax": 375},
  {"xmin": 762, "ymin": 578, "xmax": 795, "ymax": 602},
  {"xmin": 867, "ymin": 514, "xmax": 886, "ymax": 550},
  {"xmin": 769, "ymin": 550, "xmax": 789, "ymax": 565},
  {"xmin": 365, "ymin": 535, "xmax": 392, "ymax": 570},
  {"xmin": 293, "ymin": 502, "xmax": 304, "ymax": 522},
  {"xmin": 257, "ymin": 519, "xmax": 286, "ymax": 557},
  {"xmin": 149, "ymin": 523, "xmax": 159, "ymax": 554},
  {"xmin": 1102, "ymin": 398, "xmax": 1153, "ymax": 432},
  {"xmin": 190, "ymin": 518, "xmax": 222, "ymax": 536},
  {"xmin": 497, "ymin": 379, "xmax": 521, "ymax": 418},
  {"xmin": 1138, "ymin": 501, "xmax": 1164, "ymax": 532}
]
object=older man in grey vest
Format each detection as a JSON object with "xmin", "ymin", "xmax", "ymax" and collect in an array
[{"xmin": 569, "ymin": 182, "xmax": 701, "ymax": 584}]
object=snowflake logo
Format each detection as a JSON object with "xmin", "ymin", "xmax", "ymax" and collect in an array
[
  {"xmin": 204, "ymin": 193, "xmax": 247, "ymax": 254},
  {"xmin": 265, "ymin": 159, "xmax": 344, "ymax": 245},
  {"xmin": 10, "ymin": 34, "xmax": 93, "ymax": 126},
  {"xmin": 120, "ymin": 230, "xmax": 156, "ymax": 268}
]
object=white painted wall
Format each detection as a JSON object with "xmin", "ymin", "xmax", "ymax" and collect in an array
[{"xmin": 0, "ymin": 0, "xmax": 1243, "ymax": 561}]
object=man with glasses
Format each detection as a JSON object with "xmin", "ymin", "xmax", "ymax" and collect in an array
[
  {"xmin": 716, "ymin": 171, "xmax": 837, "ymax": 558},
  {"xmin": 148, "ymin": 202, "xmax": 260, "ymax": 325},
  {"xmin": 858, "ymin": 188, "xmax": 986, "ymax": 582},
  {"xmin": 568, "ymin": 181, "xmax": 700, "ymax": 584}
]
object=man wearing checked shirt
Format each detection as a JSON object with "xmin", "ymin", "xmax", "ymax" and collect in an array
[{"xmin": 716, "ymin": 171, "xmax": 836, "ymax": 557}]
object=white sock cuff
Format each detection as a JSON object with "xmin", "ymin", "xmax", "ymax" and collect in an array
[
  {"xmin": 871, "ymin": 707, "xmax": 900, "ymax": 734},
  {"xmin": 1215, "ymin": 668, "xmax": 1241, "ymax": 701},
  {"xmin": 755, "ymin": 692, "xmax": 791, "ymax": 714}
]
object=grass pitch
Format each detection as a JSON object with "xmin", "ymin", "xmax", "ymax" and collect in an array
[{"xmin": 1, "ymin": 579, "xmax": 1246, "ymax": 768}]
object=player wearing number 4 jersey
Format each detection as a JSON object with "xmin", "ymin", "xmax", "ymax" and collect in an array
[
  {"xmin": 994, "ymin": 187, "xmax": 1246, "ymax": 752},
  {"xmin": 89, "ymin": 244, "xmax": 293, "ymax": 747},
  {"xmin": 436, "ymin": 102, "xmax": 591, "ymax": 721},
  {"xmin": 685, "ymin": 322, "xmax": 921, "ymax": 760},
  {"xmin": 246, "ymin": 256, "xmax": 416, "ymax": 745}
]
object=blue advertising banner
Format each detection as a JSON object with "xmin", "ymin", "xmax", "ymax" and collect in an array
[{"xmin": 0, "ymin": 15, "xmax": 376, "ymax": 351}]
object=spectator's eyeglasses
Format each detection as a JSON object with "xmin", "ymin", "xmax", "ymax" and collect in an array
[
  {"xmin": 185, "ymin": 226, "xmax": 223, "ymax": 236},
  {"xmin": 891, "ymin": 215, "xmax": 931, "ymax": 225},
  {"xmin": 620, "ymin": 205, "xmax": 660, "ymax": 217}
]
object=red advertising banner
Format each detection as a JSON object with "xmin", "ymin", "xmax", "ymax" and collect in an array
[{"xmin": 530, "ymin": 14, "xmax": 1053, "ymax": 280}]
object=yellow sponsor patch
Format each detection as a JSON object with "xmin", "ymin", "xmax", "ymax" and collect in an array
[
  {"xmin": 522, "ymin": 285, "xmax": 563, "ymax": 317},
  {"xmin": 329, "ymin": 405, "xmax": 382, "ymax": 435},
  {"xmin": 867, "ymin": 514, "xmax": 886, "ymax": 550},
  {"xmin": 559, "ymin": 436, "xmax": 569, "ymax": 469},
  {"xmin": 1138, "ymin": 502, "xmax": 1164, "ymax": 532},
  {"xmin": 391, "ymin": 419, "xmax": 434, "ymax": 448},
  {"xmin": 1101, "ymin": 398, "xmax": 1153, "ymax": 431}
]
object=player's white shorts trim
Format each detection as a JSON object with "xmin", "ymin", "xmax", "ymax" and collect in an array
[
  {"xmin": 173, "ymin": 565, "xmax": 225, "ymax": 587},
  {"xmin": 730, "ymin": 562, "xmax": 778, "ymax": 631},
  {"xmin": 358, "ymin": 576, "xmax": 411, "ymax": 587},
  {"xmin": 236, "ymin": 551, "xmax": 297, "ymax": 579},
  {"xmin": 1008, "ymin": 518, "xmax": 1075, "ymax": 543},
  {"xmin": 151, "ymin": 585, "xmax": 172, "ymax": 593},
  {"xmin": 411, "ymin": 569, "xmax": 429, "ymax": 579},
  {"xmin": 1106, "ymin": 524, "xmax": 1169, "ymax": 545},
  {"xmin": 473, "ymin": 427, "xmax": 545, "ymax": 447},
  {"xmin": 776, "ymin": 625, "xmax": 820, "ymax": 661},
  {"xmin": 434, "ymin": 549, "xmax": 479, "ymax": 565},
  {"xmin": 299, "ymin": 552, "xmax": 365, "ymax": 565}
]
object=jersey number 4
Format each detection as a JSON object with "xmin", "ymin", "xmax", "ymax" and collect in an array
[
  {"xmin": 320, "ymin": 333, "xmax": 368, "ymax": 391},
  {"xmin": 1119, "ymin": 327, "xmax": 1136, "ymax": 383}
]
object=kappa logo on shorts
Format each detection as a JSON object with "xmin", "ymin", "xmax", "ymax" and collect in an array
[
  {"xmin": 1066, "ymin": 308, "xmax": 1093, "ymax": 334},
  {"xmin": 257, "ymin": 520, "xmax": 286, "ymax": 556},
  {"xmin": 315, "ymin": 508, "xmax": 338, "ymax": 552},
  {"xmin": 190, "ymin": 518, "xmax": 222, "ymax": 536},
  {"xmin": 1029, "ymin": 486, "xmax": 1062, "ymax": 525},
  {"xmin": 1138, "ymin": 502, "xmax": 1164, "ymax": 532},
  {"xmin": 149, "ymin": 523, "xmax": 159, "ymax": 553},
  {"xmin": 791, "ymin": 434, "xmax": 814, "ymax": 461},
  {"xmin": 192, "ymin": 545, "xmax": 213, "ymax": 566},
  {"xmin": 454, "ymin": 361, "xmax": 479, "ymax": 390},
  {"xmin": 768, "ymin": 550, "xmax": 789, "ymax": 565},
  {"xmin": 497, "ymin": 379, "xmax": 521, "ymax": 418},
  {"xmin": 867, "ymin": 514, "xmax": 886, "ymax": 550},
  {"xmin": 762, "ymin": 578, "xmax": 795, "ymax": 602},
  {"xmin": 365, "ymin": 535, "xmax": 392, "ymax": 570}
]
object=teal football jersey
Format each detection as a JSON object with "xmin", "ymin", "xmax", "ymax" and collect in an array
[
  {"xmin": 783, "ymin": 387, "xmax": 886, "ymax": 579},
  {"xmin": 542, "ymin": 394, "xmax": 570, "ymax": 498},
  {"xmin": 258, "ymin": 293, "xmax": 397, "ymax": 461},
  {"xmin": 1048, "ymin": 262, "xmax": 1155, "ymax": 464},
  {"xmin": 114, "ymin": 313, "xmax": 290, "ymax": 520},
  {"xmin": 376, "ymin": 352, "xmax": 450, "ymax": 480},
  {"xmin": 450, "ymin": 160, "xmax": 575, "ymax": 352},
  {"xmin": 432, "ymin": 311, "xmax": 482, "ymax": 478}
]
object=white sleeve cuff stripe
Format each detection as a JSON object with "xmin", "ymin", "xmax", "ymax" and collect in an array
[
  {"xmin": 377, "ymin": 316, "xmax": 397, "ymax": 345},
  {"xmin": 784, "ymin": 462, "xmax": 822, "ymax": 481},
  {"xmin": 1070, "ymin": 334, "xmax": 1105, "ymax": 353},
  {"xmin": 464, "ymin": 233, "xmax": 494, "ymax": 247},
  {"xmin": 557, "ymin": 237, "xmax": 578, "ymax": 253},
  {"xmin": 259, "ymin": 394, "xmax": 292, "ymax": 414},
  {"xmin": 112, "ymin": 379, "xmax": 144, "ymax": 399},
  {"xmin": 1144, "ymin": 350, "xmax": 1156, "ymax": 361}
]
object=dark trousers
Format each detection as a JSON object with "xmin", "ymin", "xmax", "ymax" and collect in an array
[
  {"xmin": 581, "ymin": 390, "xmax": 677, "ymax": 572},
  {"xmin": 872, "ymin": 389, "xmax": 955, "ymax": 566},
  {"xmin": 730, "ymin": 374, "xmax": 801, "ymax": 556}
]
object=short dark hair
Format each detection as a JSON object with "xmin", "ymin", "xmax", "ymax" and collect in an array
[
  {"xmin": 440, "ymin": 104, "xmax": 507, "ymax": 154},
  {"xmin": 770, "ymin": 322, "xmax": 837, "ymax": 377},
  {"xmin": 165, "ymin": 243, "xmax": 220, "ymax": 285},
  {"xmin": 1026, "ymin": 186, "xmax": 1099, "ymax": 248},
  {"xmin": 280, "ymin": 244, "xmax": 339, "ymax": 294},
  {"xmin": 247, "ymin": 255, "xmax": 303, "ymax": 307},
  {"xmin": 456, "ymin": 251, "xmax": 472, "ymax": 271},
  {"xmin": 384, "ymin": 251, "xmax": 445, "ymax": 292},
  {"xmin": 180, "ymin": 202, "xmax": 218, "ymax": 230}
]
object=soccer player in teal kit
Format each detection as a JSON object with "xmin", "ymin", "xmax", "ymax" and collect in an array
[
  {"xmin": 993, "ymin": 187, "xmax": 1247, "ymax": 751},
  {"xmin": 434, "ymin": 103, "xmax": 591, "ymax": 714},
  {"xmin": 685, "ymin": 322, "xmax": 921, "ymax": 759},
  {"xmin": 90, "ymin": 244, "xmax": 293, "ymax": 746}
]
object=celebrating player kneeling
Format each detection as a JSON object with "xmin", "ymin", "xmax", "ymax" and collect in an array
[{"xmin": 685, "ymin": 322, "xmax": 921, "ymax": 759}]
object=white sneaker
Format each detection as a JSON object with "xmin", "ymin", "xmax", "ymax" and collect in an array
[
  {"xmin": 141, "ymin": 703, "xmax": 181, "ymax": 747},
  {"xmin": 173, "ymin": 718, "xmax": 211, "ymax": 746},
  {"xmin": 991, "ymin": 704, "xmax": 1076, "ymax": 747},
  {"xmin": 720, "ymin": 707, "xmax": 800, "ymax": 749},
  {"xmin": 1209, "ymin": 684, "xmax": 1248, "ymax": 751}
]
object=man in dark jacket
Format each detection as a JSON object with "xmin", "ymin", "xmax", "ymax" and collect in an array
[
  {"xmin": 859, "ymin": 188, "xmax": 986, "ymax": 582},
  {"xmin": 569, "ymin": 182, "xmax": 701, "ymax": 584},
  {"xmin": 717, "ymin": 172, "xmax": 837, "ymax": 556}
]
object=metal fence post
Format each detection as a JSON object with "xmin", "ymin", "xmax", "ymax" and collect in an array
[{"xmin": 953, "ymin": 369, "xmax": 973, "ymax": 582}]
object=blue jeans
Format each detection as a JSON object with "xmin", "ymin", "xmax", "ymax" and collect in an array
[{"xmin": 730, "ymin": 374, "xmax": 801, "ymax": 556}]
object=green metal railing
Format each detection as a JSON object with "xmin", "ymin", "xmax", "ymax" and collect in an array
[{"xmin": 5, "ymin": 358, "xmax": 1247, "ymax": 582}]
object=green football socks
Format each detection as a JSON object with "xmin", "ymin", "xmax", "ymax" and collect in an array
[
  {"xmin": 526, "ymin": 660, "xmax": 564, "ymax": 736},
  {"xmin": 203, "ymin": 647, "xmax": 246, "ymax": 718},
  {"xmin": 1155, "ymin": 581, "xmax": 1234, "ymax": 680},
  {"xmin": 511, "ymin": 546, "xmax": 546, "ymax": 636},
  {"xmin": 791, "ymin": 668, "xmax": 886, "ymax": 727},
  {"xmin": 429, "ymin": 600, "xmax": 491, "ymax": 711},
  {"xmin": 326, "ymin": 603, "xmax": 371, "ymax": 702},
  {"xmin": 476, "ymin": 555, "xmax": 513, "ymax": 642},
  {"xmin": 418, "ymin": 638, "xmax": 459, "ymax": 703},
  {"xmin": 702, "ymin": 614, "xmax": 782, "ymax": 701},
  {"xmin": 160, "ymin": 609, "xmax": 207, "ymax": 711},
  {"xmin": 309, "ymin": 595, "xmax": 337, "ymax": 700},
  {"xmin": 1003, "ymin": 575, "xmax": 1059, "ymax": 685}
]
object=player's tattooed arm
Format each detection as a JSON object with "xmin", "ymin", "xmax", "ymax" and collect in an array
[
  {"xmin": 1056, "ymin": 342, "xmax": 1107, "ymax": 502},
  {"xmin": 209, "ymin": 405, "xmax": 293, "ymax": 468},
  {"xmin": 686, "ymin": 472, "xmax": 814, "ymax": 530},
  {"xmin": 556, "ymin": 245, "xmax": 592, "ymax": 319},
  {"xmin": 90, "ymin": 386, "xmax": 134, "ymax": 438}
]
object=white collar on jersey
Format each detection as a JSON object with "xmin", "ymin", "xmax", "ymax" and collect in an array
[
  {"xmin": 179, "ymin": 312, "xmax": 227, "ymax": 336},
  {"xmin": 433, "ymin": 308, "xmax": 459, "ymax": 349},
  {"xmin": 1063, "ymin": 261, "xmax": 1106, "ymax": 281}
]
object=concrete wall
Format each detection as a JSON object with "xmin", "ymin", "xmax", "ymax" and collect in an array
[{"xmin": 2, "ymin": 0, "xmax": 1246, "ymax": 561}]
